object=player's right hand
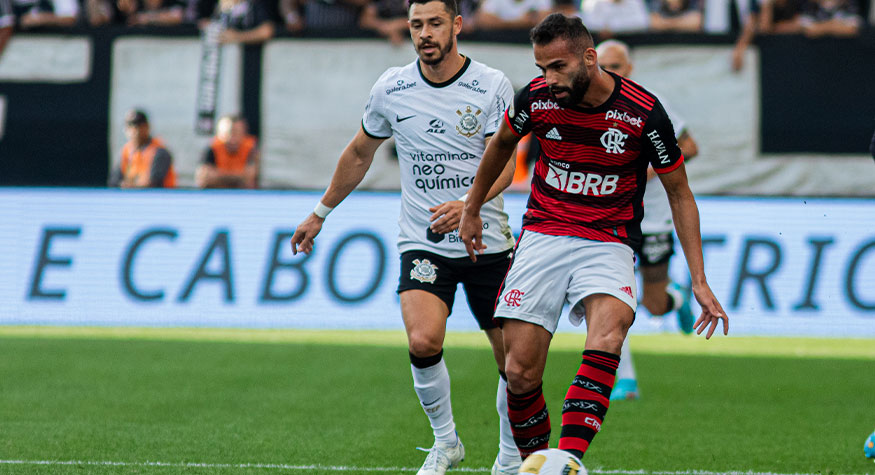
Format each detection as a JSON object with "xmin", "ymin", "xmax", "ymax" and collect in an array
[
  {"xmin": 458, "ymin": 211, "xmax": 485, "ymax": 262},
  {"xmin": 290, "ymin": 213, "xmax": 324, "ymax": 255}
]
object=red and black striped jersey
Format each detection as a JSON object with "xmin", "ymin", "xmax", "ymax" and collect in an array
[{"xmin": 504, "ymin": 71, "xmax": 684, "ymax": 249}]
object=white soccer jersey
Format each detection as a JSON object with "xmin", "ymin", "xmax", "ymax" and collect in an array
[
  {"xmin": 640, "ymin": 93, "xmax": 687, "ymax": 235},
  {"xmin": 362, "ymin": 57, "xmax": 515, "ymax": 258}
]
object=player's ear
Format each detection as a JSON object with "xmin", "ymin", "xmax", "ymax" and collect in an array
[
  {"xmin": 454, "ymin": 14, "xmax": 462, "ymax": 34},
  {"xmin": 584, "ymin": 48, "xmax": 597, "ymax": 68}
]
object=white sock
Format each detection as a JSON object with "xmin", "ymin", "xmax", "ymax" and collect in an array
[
  {"xmin": 411, "ymin": 358, "xmax": 456, "ymax": 445},
  {"xmin": 617, "ymin": 338, "xmax": 637, "ymax": 382},
  {"xmin": 496, "ymin": 375, "xmax": 520, "ymax": 465},
  {"xmin": 665, "ymin": 281, "xmax": 684, "ymax": 312}
]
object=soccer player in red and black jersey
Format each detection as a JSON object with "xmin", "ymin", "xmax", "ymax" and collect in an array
[{"xmin": 459, "ymin": 13, "xmax": 728, "ymax": 466}]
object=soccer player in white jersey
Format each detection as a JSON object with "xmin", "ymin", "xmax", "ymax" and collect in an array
[
  {"xmin": 596, "ymin": 39, "xmax": 700, "ymax": 400},
  {"xmin": 290, "ymin": 1, "xmax": 521, "ymax": 473}
]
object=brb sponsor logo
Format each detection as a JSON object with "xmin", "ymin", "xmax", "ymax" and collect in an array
[
  {"xmin": 545, "ymin": 162, "xmax": 619, "ymax": 196},
  {"xmin": 530, "ymin": 100, "xmax": 562, "ymax": 111},
  {"xmin": 605, "ymin": 110, "xmax": 643, "ymax": 128}
]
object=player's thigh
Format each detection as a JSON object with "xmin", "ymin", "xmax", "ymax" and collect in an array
[
  {"xmin": 398, "ymin": 251, "xmax": 459, "ymax": 353},
  {"xmin": 400, "ymin": 289, "xmax": 451, "ymax": 354},
  {"xmin": 494, "ymin": 232, "xmax": 573, "ymax": 334},
  {"xmin": 581, "ymin": 293, "xmax": 635, "ymax": 354},
  {"xmin": 501, "ymin": 318, "xmax": 553, "ymax": 391}
]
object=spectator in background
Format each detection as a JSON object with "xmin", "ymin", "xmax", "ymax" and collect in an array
[
  {"xmin": 648, "ymin": 0, "xmax": 704, "ymax": 30},
  {"xmin": 359, "ymin": 0, "xmax": 407, "ymax": 44},
  {"xmin": 214, "ymin": 0, "xmax": 274, "ymax": 43},
  {"xmin": 110, "ymin": 109, "xmax": 177, "ymax": 188},
  {"xmin": 758, "ymin": 0, "xmax": 804, "ymax": 32},
  {"xmin": 473, "ymin": 0, "xmax": 552, "ymax": 30},
  {"xmin": 1, "ymin": 0, "xmax": 12, "ymax": 59},
  {"xmin": 579, "ymin": 0, "xmax": 650, "ymax": 35},
  {"xmin": 196, "ymin": 115, "xmax": 259, "ymax": 189},
  {"xmin": 280, "ymin": 0, "xmax": 366, "ymax": 32},
  {"xmin": 799, "ymin": 0, "xmax": 861, "ymax": 36},
  {"xmin": 12, "ymin": 0, "xmax": 78, "ymax": 28},
  {"xmin": 126, "ymin": 0, "xmax": 185, "ymax": 25},
  {"xmin": 730, "ymin": 0, "xmax": 759, "ymax": 71}
]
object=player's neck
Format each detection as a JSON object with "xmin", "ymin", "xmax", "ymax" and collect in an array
[
  {"xmin": 419, "ymin": 52, "xmax": 466, "ymax": 84},
  {"xmin": 579, "ymin": 69, "xmax": 616, "ymax": 109}
]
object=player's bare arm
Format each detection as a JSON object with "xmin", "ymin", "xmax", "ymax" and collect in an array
[
  {"xmin": 658, "ymin": 163, "xmax": 729, "ymax": 338},
  {"xmin": 428, "ymin": 136, "xmax": 517, "ymax": 234},
  {"xmin": 290, "ymin": 128, "xmax": 384, "ymax": 255},
  {"xmin": 459, "ymin": 120, "xmax": 521, "ymax": 261}
]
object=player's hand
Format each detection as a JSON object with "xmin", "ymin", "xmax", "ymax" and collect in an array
[
  {"xmin": 428, "ymin": 200, "xmax": 464, "ymax": 235},
  {"xmin": 290, "ymin": 213, "xmax": 324, "ymax": 255},
  {"xmin": 692, "ymin": 283, "xmax": 728, "ymax": 339},
  {"xmin": 458, "ymin": 211, "xmax": 485, "ymax": 262}
]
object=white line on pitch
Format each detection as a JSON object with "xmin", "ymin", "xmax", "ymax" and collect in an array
[{"xmin": 0, "ymin": 459, "xmax": 850, "ymax": 475}]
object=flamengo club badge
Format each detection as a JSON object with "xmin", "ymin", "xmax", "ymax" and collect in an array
[
  {"xmin": 456, "ymin": 105, "xmax": 482, "ymax": 137},
  {"xmin": 411, "ymin": 259, "xmax": 438, "ymax": 284}
]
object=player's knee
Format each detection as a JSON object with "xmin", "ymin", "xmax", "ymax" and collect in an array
[
  {"xmin": 407, "ymin": 332, "xmax": 442, "ymax": 358},
  {"xmin": 642, "ymin": 295, "xmax": 669, "ymax": 316},
  {"xmin": 586, "ymin": 329, "xmax": 626, "ymax": 354},
  {"xmin": 504, "ymin": 359, "xmax": 541, "ymax": 394}
]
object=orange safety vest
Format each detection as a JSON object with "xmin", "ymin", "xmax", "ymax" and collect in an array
[
  {"xmin": 211, "ymin": 135, "xmax": 256, "ymax": 173},
  {"xmin": 120, "ymin": 137, "xmax": 177, "ymax": 188},
  {"xmin": 512, "ymin": 132, "xmax": 532, "ymax": 185}
]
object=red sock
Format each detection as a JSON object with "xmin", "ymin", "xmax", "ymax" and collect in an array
[
  {"xmin": 558, "ymin": 350, "xmax": 619, "ymax": 457},
  {"xmin": 506, "ymin": 383, "xmax": 551, "ymax": 459}
]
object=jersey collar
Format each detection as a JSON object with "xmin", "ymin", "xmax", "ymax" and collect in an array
[{"xmin": 417, "ymin": 55, "xmax": 471, "ymax": 89}]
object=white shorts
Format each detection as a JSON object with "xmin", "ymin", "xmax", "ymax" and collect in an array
[{"xmin": 496, "ymin": 231, "xmax": 637, "ymax": 334}]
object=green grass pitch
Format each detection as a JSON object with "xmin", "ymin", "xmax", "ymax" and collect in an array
[{"xmin": 0, "ymin": 327, "xmax": 873, "ymax": 474}]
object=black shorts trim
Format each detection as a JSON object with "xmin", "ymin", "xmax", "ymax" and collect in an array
[
  {"xmin": 398, "ymin": 249, "xmax": 513, "ymax": 330},
  {"xmin": 634, "ymin": 232, "xmax": 675, "ymax": 267}
]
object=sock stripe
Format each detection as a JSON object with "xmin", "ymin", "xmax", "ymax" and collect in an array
[
  {"xmin": 571, "ymin": 371, "xmax": 614, "ymax": 392},
  {"xmin": 581, "ymin": 357, "xmax": 619, "ymax": 374},
  {"xmin": 562, "ymin": 412, "xmax": 603, "ymax": 431},
  {"xmin": 558, "ymin": 435, "xmax": 591, "ymax": 453},
  {"xmin": 562, "ymin": 388, "xmax": 610, "ymax": 417},
  {"xmin": 559, "ymin": 351, "xmax": 620, "ymax": 459},
  {"xmin": 507, "ymin": 386, "xmax": 551, "ymax": 459}
]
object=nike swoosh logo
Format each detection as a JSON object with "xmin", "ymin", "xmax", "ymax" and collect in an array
[
  {"xmin": 422, "ymin": 398, "xmax": 440, "ymax": 406},
  {"xmin": 396, "ymin": 114, "xmax": 416, "ymax": 122}
]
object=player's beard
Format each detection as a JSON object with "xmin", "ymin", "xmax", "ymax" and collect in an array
[
  {"xmin": 550, "ymin": 66, "xmax": 590, "ymax": 108},
  {"xmin": 416, "ymin": 33, "xmax": 454, "ymax": 66}
]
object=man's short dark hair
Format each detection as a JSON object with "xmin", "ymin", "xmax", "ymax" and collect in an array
[
  {"xmin": 530, "ymin": 13, "xmax": 594, "ymax": 55},
  {"xmin": 125, "ymin": 109, "xmax": 149, "ymax": 126},
  {"xmin": 407, "ymin": 0, "xmax": 458, "ymax": 18}
]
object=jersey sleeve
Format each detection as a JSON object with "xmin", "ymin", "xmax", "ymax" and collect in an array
[
  {"xmin": 361, "ymin": 75, "xmax": 393, "ymax": 139},
  {"xmin": 641, "ymin": 99, "xmax": 684, "ymax": 174},
  {"xmin": 485, "ymin": 74, "xmax": 513, "ymax": 137},
  {"xmin": 504, "ymin": 82, "xmax": 533, "ymax": 138}
]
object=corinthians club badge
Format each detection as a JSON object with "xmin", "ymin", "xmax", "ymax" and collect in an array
[
  {"xmin": 456, "ymin": 106, "xmax": 482, "ymax": 138},
  {"xmin": 410, "ymin": 259, "xmax": 438, "ymax": 284}
]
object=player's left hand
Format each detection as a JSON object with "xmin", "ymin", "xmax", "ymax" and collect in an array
[
  {"xmin": 428, "ymin": 200, "xmax": 464, "ymax": 235},
  {"xmin": 692, "ymin": 283, "xmax": 729, "ymax": 339}
]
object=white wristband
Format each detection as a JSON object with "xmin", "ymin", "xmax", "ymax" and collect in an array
[
  {"xmin": 458, "ymin": 193, "xmax": 468, "ymax": 202},
  {"xmin": 313, "ymin": 201, "xmax": 333, "ymax": 219}
]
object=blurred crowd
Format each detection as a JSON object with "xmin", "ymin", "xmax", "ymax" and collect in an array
[{"xmin": 1, "ymin": 0, "xmax": 871, "ymax": 43}]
